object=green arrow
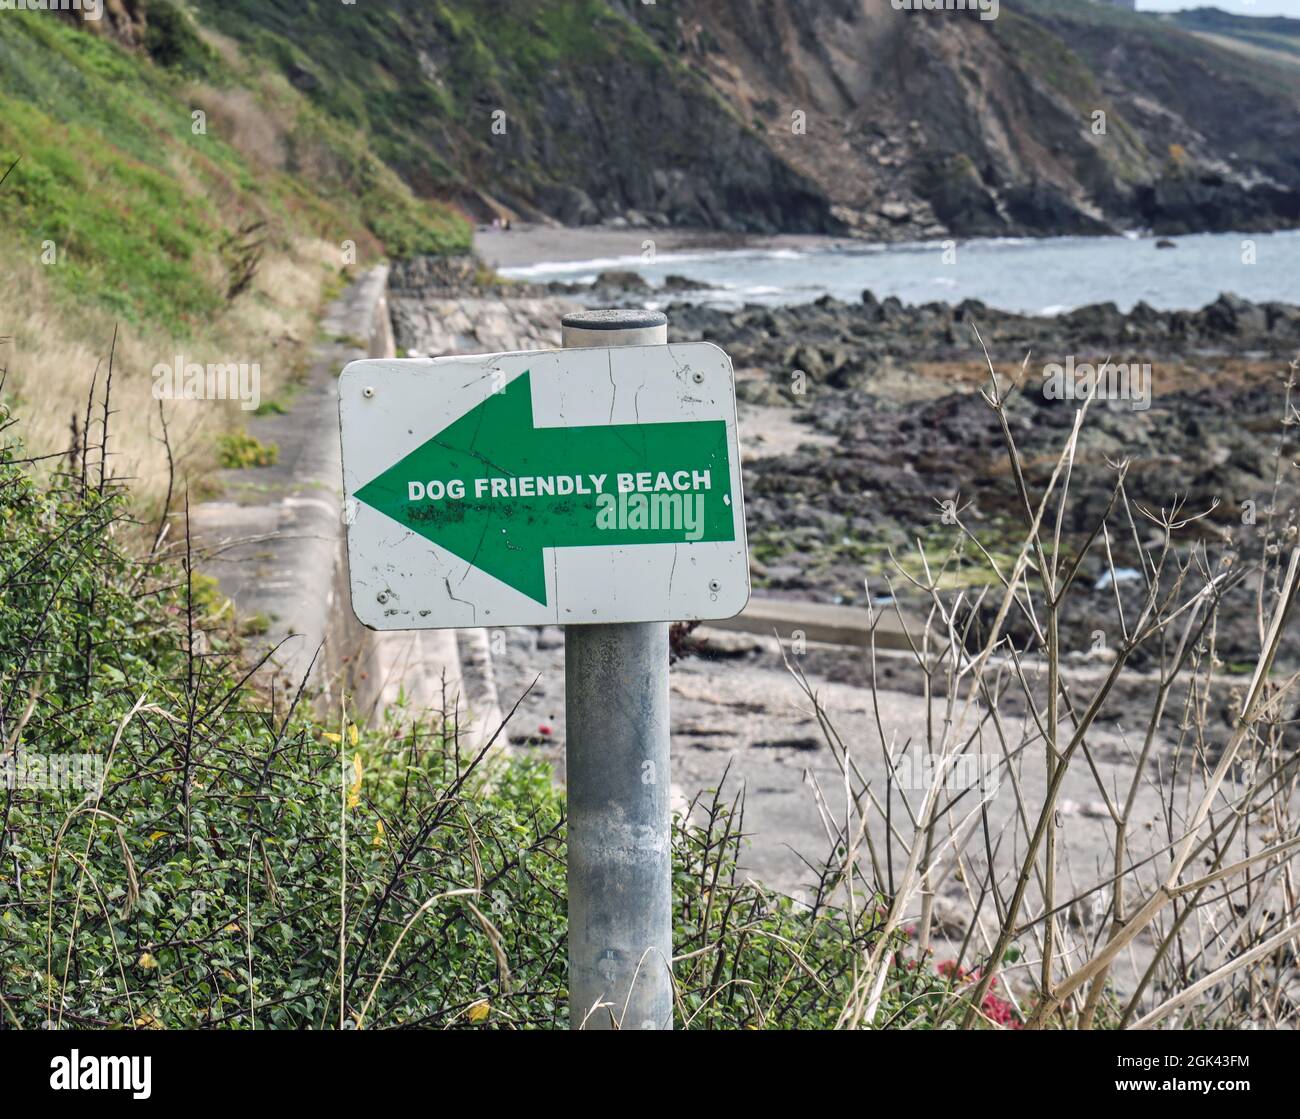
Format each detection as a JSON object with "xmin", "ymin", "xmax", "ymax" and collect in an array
[{"xmin": 353, "ymin": 371, "xmax": 735, "ymax": 605}]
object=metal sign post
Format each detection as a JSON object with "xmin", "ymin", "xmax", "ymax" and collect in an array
[
  {"xmin": 337, "ymin": 308, "xmax": 749, "ymax": 1030},
  {"xmin": 561, "ymin": 310, "xmax": 671, "ymax": 1030}
]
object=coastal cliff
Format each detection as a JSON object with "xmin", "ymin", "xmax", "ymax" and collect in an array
[{"xmin": 181, "ymin": 0, "xmax": 1300, "ymax": 238}]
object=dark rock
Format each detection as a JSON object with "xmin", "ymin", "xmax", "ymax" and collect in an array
[
  {"xmin": 1202, "ymin": 293, "xmax": 1268, "ymax": 336},
  {"xmin": 954, "ymin": 299, "xmax": 989, "ymax": 322},
  {"xmin": 914, "ymin": 155, "xmax": 1006, "ymax": 239},
  {"xmin": 593, "ymin": 270, "xmax": 650, "ymax": 292},
  {"xmin": 1002, "ymin": 182, "xmax": 1113, "ymax": 236},
  {"xmin": 736, "ymin": 379, "xmax": 787, "ymax": 406},
  {"xmin": 535, "ymin": 184, "xmax": 601, "ymax": 226},
  {"xmin": 1138, "ymin": 175, "xmax": 1300, "ymax": 237},
  {"xmin": 662, "ymin": 286, "xmax": 1299, "ymax": 654},
  {"xmin": 662, "ymin": 274, "xmax": 712, "ymax": 292}
]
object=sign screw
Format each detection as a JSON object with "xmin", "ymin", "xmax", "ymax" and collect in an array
[
  {"xmin": 691, "ymin": 370, "xmax": 705, "ymax": 384},
  {"xmin": 363, "ymin": 386, "xmax": 375, "ymax": 398}
]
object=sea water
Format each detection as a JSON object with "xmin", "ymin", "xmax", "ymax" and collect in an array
[{"xmin": 502, "ymin": 228, "xmax": 1300, "ymax": 315}]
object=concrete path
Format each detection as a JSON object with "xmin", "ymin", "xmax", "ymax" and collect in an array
[
  {"xmin": 706, "ymin": 595, "xmax": 925, "ymax": 651},
  {"xmin": 190, "ymin": 267, "xmax": 501, "ymax": 741},
  {"xmin": 189, "ymin": 270, "xmax": 390, "ymax": 699}
]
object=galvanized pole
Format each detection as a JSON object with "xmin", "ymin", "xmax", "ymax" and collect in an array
[{"xmin": 562, "ymin": 309, "xmax": 673, "ymax": 1030}]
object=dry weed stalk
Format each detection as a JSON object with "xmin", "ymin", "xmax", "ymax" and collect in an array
[{"xmin": 792, "ymin": 352, "xmax": 1300, "ymax": 1029}]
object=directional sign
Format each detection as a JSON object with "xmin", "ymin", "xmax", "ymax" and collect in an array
[{"xmin": 338, "ymin": 343, "xmax": 749, "ymax": 629}]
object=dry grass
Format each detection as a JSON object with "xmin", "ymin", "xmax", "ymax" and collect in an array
[
  {"xmin": 787, "ymin": 350, "xmax": 1300, "ymax": 1029},
  {"xmin": 188, "ymin": 84, "xmax": 290, "ymax": 174},
  {"xmin": 0, "ymin": 232, "xmax": 342, "ymax": 510}
]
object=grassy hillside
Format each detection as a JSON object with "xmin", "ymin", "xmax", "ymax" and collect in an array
[
  {"xmin": 0, "ymin": 6, "xmax": 470, "ymax": 327},
  {"xmin": 193, "ymin": 0, "xmax": 657, "ymax": 190},
  {"xmin": 0, "ymin": 5, "xmax": 469, "ymax": 503}
]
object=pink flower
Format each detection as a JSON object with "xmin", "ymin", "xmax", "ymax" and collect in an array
[{"xmin": 982, "ymin": 992, "xmax": 1022, "ymax": 1029}]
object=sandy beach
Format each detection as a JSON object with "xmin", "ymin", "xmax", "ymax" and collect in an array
[{"xmin": 473, "ymin": 222, "xmax": 857, "ymax": 271}]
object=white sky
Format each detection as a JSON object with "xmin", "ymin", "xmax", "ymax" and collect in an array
[{"xmin": 1138, "ymin": 0, "xmax": 1300, "ymax": 15}]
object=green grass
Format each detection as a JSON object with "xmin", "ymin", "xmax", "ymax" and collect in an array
[
  {"xmin": 190, "ymin": 0, "xmax": 713, "ymax": 206},
  {"xmin": 0, "ymin": 8, "xmax": 469, "ymax": 334},
  {"xmin": 216, "ymin": 431, "xmax": 279, "ymax": 469},
  {"xmin": 0, "ymin": 96, "xmax": 225, "ymax": 333},
  {"xmin": 0, "ymin": 13, "xmax": 231, "ymax": 330},
  {"xmin": 1017, "ymin": 0, "xmax": 1300, "ymax": 97}
]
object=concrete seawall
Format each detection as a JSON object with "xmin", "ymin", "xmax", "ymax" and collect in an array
[{"xmin": 192, "ymin": 266, "xmax": 502, "ymax": 745}]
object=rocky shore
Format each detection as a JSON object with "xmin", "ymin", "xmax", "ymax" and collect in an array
[
  {"xmin": 390, "ymin": 257, "xmax": 1300, "ymax": 671},
  {"xmin": 664, "ymin": 290, "xmax": 1299, "ymax": 666}
]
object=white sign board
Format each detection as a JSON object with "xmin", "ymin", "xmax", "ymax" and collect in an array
[{"xmin": 338, "ymin": 343, "xmax": 749, "ymax": 629}]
